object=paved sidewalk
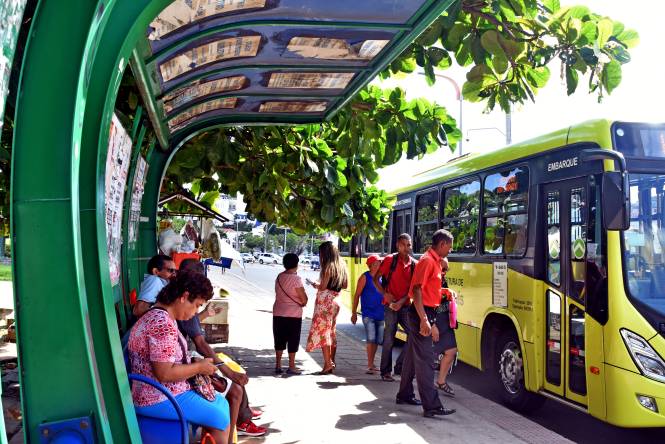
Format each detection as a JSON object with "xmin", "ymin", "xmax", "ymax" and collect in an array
[{"xmin": 209, "ymin": 268, "xmax": 572, "ymax": 444}]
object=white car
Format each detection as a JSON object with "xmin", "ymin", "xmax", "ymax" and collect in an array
[
  {"xmin": 257, "ymin": 253, "xmax": 280, "ymax": 264},
  {"xmin": 240, "ymin": 253, "xmax": 255, "ymax": 263}
]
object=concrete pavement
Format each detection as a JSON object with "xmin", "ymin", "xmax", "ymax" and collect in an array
[{"xmin": 208, "ymin": 267, "xmax": 572, "ymax": 444}]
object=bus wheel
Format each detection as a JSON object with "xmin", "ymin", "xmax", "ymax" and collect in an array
[{"xmin": 495, "ymin": 330, "xmax": 544, "ymax": 412}]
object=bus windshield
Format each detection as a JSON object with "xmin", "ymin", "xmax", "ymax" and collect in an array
[{"xmin": 624, "ymin": 173, "xmax": 665, "ymax": 316}]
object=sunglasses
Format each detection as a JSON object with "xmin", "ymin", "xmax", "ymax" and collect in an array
[{"xmin": 164, "ymin": 268, "xmax": 177, "ymax": 273}]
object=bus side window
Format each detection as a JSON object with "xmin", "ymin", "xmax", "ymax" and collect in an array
[
  {"xmin": 547, "ymin": 191, "xmax": 561, "ymax": 286},
  {"xmin": 482, "ymin": 167, "xmax": 529, "ymax": 256},
  {"xmin": 442, "ymin": 179, "xmax": 480, "ymax": 254},
  {"xmin": 414, "ymin": 189, "xmax": 439, "ymax": 253}
]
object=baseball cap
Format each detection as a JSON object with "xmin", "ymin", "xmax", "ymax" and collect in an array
[{"xmin": 366, "ymin": 254, "xmax": 382, "ymax": 266}]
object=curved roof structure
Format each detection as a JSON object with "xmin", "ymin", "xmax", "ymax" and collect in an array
[{"xmin": 130, "ymin": 0, "xmax": 455, "ymax": 147}]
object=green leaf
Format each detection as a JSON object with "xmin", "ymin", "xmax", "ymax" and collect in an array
[
  {"xmin": 441, "ymin": 0, "xmax": 462, "ymax": 29},
  {"xmin": 617, "ymin": 29, "xmax": 640, "ymax": 48},
  {"xmin": 321, "ymin": 205, "xmax": 335, "ymax": 223},
  {"xmin": 525, "ymin": 66, "xmax": 550, "ymax": 88},
  {"xmin": 480, "ymin": 31, "xmax": 505, "ymax": 57},
  {"xmin": 492, "ymin": 53, "xmax": 509, "ymax": 74},
  {"xmin": 542, "ymin": 0, "xmax": 560, "ymax": 13},
  {"xmin": 565, "ymin": 65, "xmax": 578, "ymax": 95},
  {"xmin": 597, "ymin": 19, "xmax": 613, "ymax": 47},
  {"xmin": 342, "ymin": 202, "xmax": 354, "ymax": 218},
  {"xmin": 602, "ymin": 60, "xmax": 622, "ymax": 94},
  {"xmin": 426, "ymin": 47, "xmax": 448, "ymax": 66},
  {"xmin": 444, "ymin": 23, "xmax": 469, "ymax": 52},
  {"xmin": 455, "ymin": 35, "xmax": 474, "ymax": 66}
]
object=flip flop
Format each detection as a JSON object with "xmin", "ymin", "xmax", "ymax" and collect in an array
[
  {"xmin": 365, "ymin": 368, "xmax": 375, "ymax": 375},
  {"xmin": 381, "ymin": 374, "xmax": 396, "ymax": 382},
  {"xmin": 286, "ymin": 368, "xmax": 302, "ymax": 375},
  {"xmin": 274, "ymin": 367, "xmax": 283, "ymax": 374}
]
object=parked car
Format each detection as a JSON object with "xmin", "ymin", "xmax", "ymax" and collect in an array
[
  {"xmin": 310, "ymin": 255, "xmax": 320, "ymax": 270},
  {"xmin": 257, "ymin": 253, "xmax": 281, "ymax": 264},
  {"xmin": 299, "ymin": 256, "xmax": 311, "ymax": 265},
  {"xmin": 240, "ymin": 253, "xmax": 255, "ymax": 263}
]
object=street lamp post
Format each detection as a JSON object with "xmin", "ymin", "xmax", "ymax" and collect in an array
[{"xmin": 418, "ymin": 72, "xmax": 463, "ymax": 156}]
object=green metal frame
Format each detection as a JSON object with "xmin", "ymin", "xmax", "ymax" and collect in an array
[{"xmin": 9, "ymin": 0, "xmax": 453, "ymax": 441}]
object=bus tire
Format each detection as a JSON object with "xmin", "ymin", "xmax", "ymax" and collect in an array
[{"xmin": 494, "ymin": 330, "xmax": 544, "ymax": 413}]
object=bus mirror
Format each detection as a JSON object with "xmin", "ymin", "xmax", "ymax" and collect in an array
[{"xmin": 602, "ymin": 171, "xmax": 630, "ymax": 231}]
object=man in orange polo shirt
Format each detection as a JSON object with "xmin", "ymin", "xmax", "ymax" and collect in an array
[
  {"xmin": 373, "ymin": 233, "xmax": 417, "ymax": 381},
  {"xmin": 396, "ymin": 229, "xmax": 456, "ymax": 418}
]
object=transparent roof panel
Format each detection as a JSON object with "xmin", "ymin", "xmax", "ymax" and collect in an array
[
  {"xmin": 285, "ymin": 37, "xmax": 389, "ymax": 60},
  {"xmin": 159, "ymin": 35, "xmax": 261, "ymax": 82},
  {"xmin": 168, "ymin": 97, "xmax": 239, "ymax": 131},
  {"xmin": 136, "ymin": 0, "xmax": 454, "ymax": 136},
  {"xmin": 259, "ymin": 101, "xmax": 328, "ymax": 113},
  {"xmin": 149, "ymin": 0, "xmax": 269, "ymax": 41},
  {"xmin": 267, "ymin": 72, "xmax": 355, "ymax": 89},
  {"xmin": 163, "ymin": 75, "xmax": 248, "ymax": 114}
]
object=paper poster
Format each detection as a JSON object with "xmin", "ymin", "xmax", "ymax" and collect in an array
[
  {"xmin": 259, "ymin": 101, "xmax": 327, "ymax": 113},
  {"xmin": 129, "ymin": 156, "xmax": 148, "ymax": 244},
  {"xmin": 493, "ymin": 261, "xmax": 508, "ymax": 308},
  {"xmin": 168, "ymin": 97, "xmax": 238, "ymax": 131},
  {"xmin": 163, "ymin": 75, "xmax": 247, "ymax": 114},
  {"xmin": 160, "ymin": 36, "xmax": 261, "ymax": 82},
  {"xmin": 149, "ymin": 0, "xmax": 267, "ymax": 41},
  {"xmin": 267, "ymin": 72, "xmax": 355, "ymax": 89},
  {"xmin": 286, "ymin": 37, "xmax": 389, "ymax": 60},
  {"xmin": 105, "ymin": 114, "xmax": 133, "ymax": 285},
  {"xmin": 0, "ymin": 0, "xmax": 27, "ymax": 130}
]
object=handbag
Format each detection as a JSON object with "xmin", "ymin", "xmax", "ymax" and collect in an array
[
  {"xmin": 147, "ymin": 306, "xmax": 217, "ymax": 401},
  {"xmin": 277, "ymin": 274, "xmax": 306, "ymax": 307},
  {"xmin": 177, "ymin": 332, "xmax": 217, "ymax": 402}
]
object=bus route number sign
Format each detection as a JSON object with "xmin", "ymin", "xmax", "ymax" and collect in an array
[{"xmin": 493, "ymin": 262, "xmax": 508, "ymax": 308}]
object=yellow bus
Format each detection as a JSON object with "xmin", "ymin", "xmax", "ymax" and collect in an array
[{"xmin": 340, "ymin": 119, "xmax": 665, "ymax": 427}]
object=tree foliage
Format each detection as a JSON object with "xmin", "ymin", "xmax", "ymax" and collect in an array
[
  {"xmin": 164, "ymin": 86, "xmax": 459, "ymax": 239},
  {"xmin": 385, "ymin": 0, "xmax": 638, "ymax": 111},
  {"xmin": 160, "ymin": 1, "xmax": 637, "ymax": 237}
]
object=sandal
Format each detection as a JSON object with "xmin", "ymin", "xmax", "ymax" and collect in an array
[
  {"xmin": 365, "ymin": 368, "xmax": 375, "ymax": 375},
  {"xmin": 274, "ymin": 367, "xmax": 283, "ymax": 374},
  {"xmin": 286, "ymin": 367, "xmax": 302, "ymax": 375},
  {"xmin": 437, "ymin": 382, "xmax": 455, "ymax": 397},
  {"xmin": 381, "ymin": 374, "xmax": 395, "ymax": 382},
  {"xmin": 314, "ymin": 367, "xmax": 334, "ymax": 375}
]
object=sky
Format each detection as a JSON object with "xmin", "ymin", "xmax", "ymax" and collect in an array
[{"xmin": 376, "ymin": 0, "xmax": 665, "ymax": 189}]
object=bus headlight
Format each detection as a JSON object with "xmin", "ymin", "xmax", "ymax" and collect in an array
[{"xmin": 621, "ymin": 329, "xmax": 665, "ymax": 383}]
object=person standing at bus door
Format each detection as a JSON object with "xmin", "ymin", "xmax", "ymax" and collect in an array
[
  {"xmin": 373, "ymin": 233, "xmax": 417, "ymax": 382},
  {"xmin": 432, "ymin": 257, "xmax": 458, "ymax": 398},
  {"xmin": 306, "ymin": 241, "xmax": 348, "ymax": 374},
  {"xmin": 351, "ymin": 254, "xmax": 385, "ymax": 374},
  {"xmin": 396, "ymin": 229, "xmax": 456, "ymax": 418}
]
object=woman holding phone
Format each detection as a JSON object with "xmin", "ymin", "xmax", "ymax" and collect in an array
[{"xmin": 305, "ymin": 241, "xmax": 348, "ymax": 374}]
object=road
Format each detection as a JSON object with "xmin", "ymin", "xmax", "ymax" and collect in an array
[{"xmin": 229, "ymin": 262, "xmax": 664, "ymax": 443}]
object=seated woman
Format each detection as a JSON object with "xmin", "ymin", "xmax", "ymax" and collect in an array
[{"xmin": 128, "ymin": 270, "xmax": 230, "ymax": 443}]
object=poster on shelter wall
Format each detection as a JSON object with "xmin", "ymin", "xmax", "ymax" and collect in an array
[
  {"xmin": 0, "ymin": 0, "xmax": 27, "ymax": 130},
  {"xmin": 129, "ymin": 156, "xmax": 148, "ymax": 244},
  {"xmin": 105, "ymin": 114, "xmax": 133, "ymax": 285}
]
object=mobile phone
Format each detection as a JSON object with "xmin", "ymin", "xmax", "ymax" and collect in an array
[{"xmin": 305, "ymin": 278, "xmax": 315, "ymax": 286}]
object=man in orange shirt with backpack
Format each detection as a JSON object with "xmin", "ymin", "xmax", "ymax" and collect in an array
[{"xmin": 373, "ymin": 233, "xmax": 417, "ymax": 382}]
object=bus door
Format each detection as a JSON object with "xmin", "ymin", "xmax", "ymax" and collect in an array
[
  {"xmin": 391, "ymin": 208, "xmax": 412, "ymax": 252},
  {"xmin": 542, "ymin": 178, "xmax": 589, "ymax": 406}
]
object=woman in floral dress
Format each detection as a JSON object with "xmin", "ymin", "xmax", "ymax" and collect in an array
[{"xmin": 306, "ymin": 241, "xmax": 348, "ymax": 374}]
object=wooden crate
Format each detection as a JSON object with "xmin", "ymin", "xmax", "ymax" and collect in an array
[{"xmin": 203, "ymin": 323, "xmax": 229, "ymax": 344}]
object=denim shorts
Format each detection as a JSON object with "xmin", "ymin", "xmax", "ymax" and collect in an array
[{"xmin": 362, "ymin": 316, "xmax": 385, "ymax": 344}]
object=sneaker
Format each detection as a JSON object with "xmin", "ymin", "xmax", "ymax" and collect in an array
[
  {"xmin": 250, "ymin": 407, "xmax": 262, "ymax": 419},
  {"xmin": 236, "ymin": 420, "xmax": 267, "ymax": 437}
]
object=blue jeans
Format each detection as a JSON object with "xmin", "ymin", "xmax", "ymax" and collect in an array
[
  {"xmin": 362, "ymin": 316, "xmax": 385, "ymax": 344},
  {"xmin": 380, "ymin": 304, "xmax": 410, "ymax": 376}
]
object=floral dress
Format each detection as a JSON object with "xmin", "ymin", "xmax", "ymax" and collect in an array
[{"xmin": 306, "ymin": 289, "xmax": 340, "ymax": 351}]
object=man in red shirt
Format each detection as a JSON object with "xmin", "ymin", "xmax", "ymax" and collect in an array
[
  {"xmin": 396, "ymin": 229, "xmax": 456, "ymax": 418},
  {"xmin": 373, "ymin": 233, "xmax": 417, "ymax": 381}
]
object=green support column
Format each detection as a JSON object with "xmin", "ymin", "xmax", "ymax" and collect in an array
[{"xmin": 13, "ymin": 0, "xmax": 172, "ymax": 441}]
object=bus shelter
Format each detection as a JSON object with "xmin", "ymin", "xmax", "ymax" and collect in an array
[{"xmin": 6, "ymin": 0, "xmax": 454, "ymax": 441}]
